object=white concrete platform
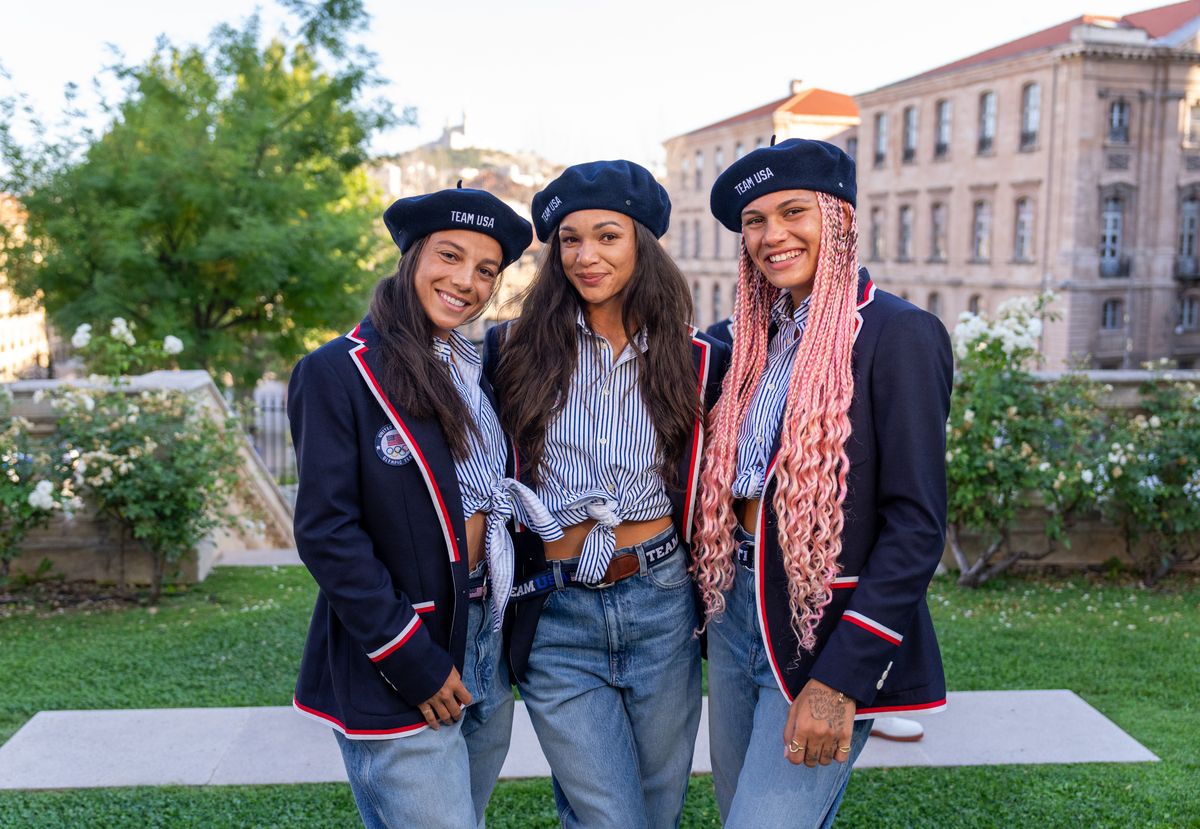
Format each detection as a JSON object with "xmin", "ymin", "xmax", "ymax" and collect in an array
[
  {"xmin": 0, "ymin": 690, "xmax": 1156, "ymax": 790},
  {"xmin": 213, "ymin": 548, "xmax": 302, "ymax": 567}
]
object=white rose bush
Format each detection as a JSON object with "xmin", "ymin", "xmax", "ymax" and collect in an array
[
  {"xmin": 70, "ymin": 317, "xmax": 186, "ymax": 378},
  {"xmin": 947, "ymin": 293, "xmax": 1108, "ymax": 586},
  {"xmin": 1, "ymin": 391, "xmax": 80, "ymax": 583}
]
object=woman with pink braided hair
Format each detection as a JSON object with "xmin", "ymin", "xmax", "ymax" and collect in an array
[{"xmin": 696, "ymin": 138, "xmax": 953, "ymax": 827}]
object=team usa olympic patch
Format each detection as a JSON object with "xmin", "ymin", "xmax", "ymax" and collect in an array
[{"xmin": 374, "ymin": 424, "xmax": 412, "ymax": 466}]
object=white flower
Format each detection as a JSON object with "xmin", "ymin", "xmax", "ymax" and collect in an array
[
  {"xmin": 109, "ymin": 317, "xmax": 136, "ymax": 347},
  {"xmin": 1038, "ymin": 462, "xmax": 1051, "ymax": 472},
  {"xmin": 1081, "ymin": 469, "xmax": 1094, "ymax": 485},
  {"xmin": 1137, "ymin": 475, "xmax": 1163, "ymax": 491},
  {"xmin": 81, "ymin": 394, "xmax": 95, "ymax": 412},
  {"xmin": 27, "ymin": 479, "xmax": 57, "ymax": 510},
  {"xmin": 71, "ymin": 324, "xmax": 92, "ymax": 349},
  {"xmin": 963, "ymin": 409, "xmax": 975, "ymax": 423},
  {"xmin": 1149, "ymin": 416, "xmax": 1161, "ymax": 429},
  {"xmin": 162, "ymin": 335, "xmax": 184, "ymax": 356}
]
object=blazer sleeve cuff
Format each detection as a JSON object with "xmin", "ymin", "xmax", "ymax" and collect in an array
[
  {"xmin": 370, "ymin": 617, "xmax": 454, "ymax": 707},
  {"xmin": 808, "ymin": 613, "xmax": 903, "ymax": 707}
]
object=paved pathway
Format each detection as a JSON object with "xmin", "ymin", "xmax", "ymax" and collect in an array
[{"xmin": 0, "ymin": 691, "xmax": 1157, "ymax": 790}]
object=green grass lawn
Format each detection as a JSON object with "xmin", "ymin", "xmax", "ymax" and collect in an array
[{"xmin": 0, "ymin": 567, "xmax": 1196, "ymax": 828}]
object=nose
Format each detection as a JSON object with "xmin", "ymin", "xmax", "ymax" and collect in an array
[
  {"xmin": 763, "ymin": 216, "xmax": 788, "ymax": 246},
  {"xmin": 576, "ymin": 239, "xmax": 600, "ymax": 265},
  {"xmin": 449, "ymin": 263, "xmax": 474, "ymax": 292}
]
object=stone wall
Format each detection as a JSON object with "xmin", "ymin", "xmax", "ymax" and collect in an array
[{"xmin": 5, "ymin": 371, "xmax": 295, "ymax": 585}]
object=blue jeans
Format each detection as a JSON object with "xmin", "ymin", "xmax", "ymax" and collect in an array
[
  {"xmin": 518, "ymin": 528, "xmax": 702, "ymax": 829},
  {"xmin": 336, "ymin": 580, "xmax": 514, "ymax": 829},
  {"xmin": 707, "ymin": 550, "xmax": 872, "ymax": 829}
]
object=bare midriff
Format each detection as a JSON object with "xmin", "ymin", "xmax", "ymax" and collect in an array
[
  {"xmin": 466, "ymin": 511, "xmax": 487, "ymax": 571},
  {"xmin": 544, "ymin": 515, "xmax": 674, "ymax": 561},
  {"xmin": 734, "ymin": 499, "xmax": 761, "ymax": 535}
]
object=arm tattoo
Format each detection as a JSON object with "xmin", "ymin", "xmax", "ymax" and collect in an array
[{"xmin": 809, "ymin": 688, "xmax": 847, "ymax": 731}]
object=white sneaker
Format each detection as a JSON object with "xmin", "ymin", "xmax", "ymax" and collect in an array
[{"xmin": 869, "ymin": 716, "xmax": 924, "ymax": 742}]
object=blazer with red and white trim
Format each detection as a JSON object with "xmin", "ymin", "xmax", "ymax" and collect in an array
[
  {"xmin": 483, "ymin": 321, "xmax": 730, "ymax": 684},
  {"xmin": 287, "ymin": 317, "xmax": 493, "ymax": 739},
  {"xmin": 753, "ymin": 268, "xmax": 953, "ymax": 718}
]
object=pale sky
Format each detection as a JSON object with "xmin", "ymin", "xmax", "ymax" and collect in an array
[{"xmin": 1, "ymin": 0, "xmax": 1140, "ymax": 167}]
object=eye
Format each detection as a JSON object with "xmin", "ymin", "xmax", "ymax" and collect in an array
[
  {"xmin": 439, "ymin": 250, "xmax": 458, "ymax": 262},
  {"xmin": 560, "ymin": 235, "xmax": 578, "ymax": 245},
  {"xmin": 600, "ymin": 233, "xmax": 618, "ymax": 242},
  {"xmin": 742, "ymin": 216, "xmax": 763, "ymax": 227},
  {"xmin": 785, "ymin": 207, "xmax": 805, "ymax": 217},
  {"xmin": 478, "ymin": 267, "xmax": 497, "ymax": 280}
]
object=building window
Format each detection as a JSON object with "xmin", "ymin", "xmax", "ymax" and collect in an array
[
  {"xmin": 1101, "ymin": 196, "xmax": 1125, "ymax": 277},
  {"xmin": 930, "ymin": 202, "xmax": 947, "ymax": 261},
  {"xmin": 874, "ymin": 112, "xmax": 888, "ymax": 167},
  {"xmin": 755, "ymin": 136, "xmax": 765, "ymax": 149},
  {"xmin": 1109, "ymin": 100, "xmax": 1130, "ymax": 143},
  {"xmin": 681, "ymin": 157, "xmax": 690, "ymax": 191},
  {"xmin": 927, "ymin": 292, "xmax": 942, "ymax": 318},
  {"xmin": 1020, "ymin": 83, "xmax": 1040, "ymax": 150},
  {"xmin": 898, "ymin": 205, "xmax": 914, "ymax": 260},
  {"xmin": 712, "ymin": 282, "xmax": 723, "ymax": 322},
  {"xmin": 1180, "ymin": 295, "xmax": 1199, "ymax": 330},
  {"xmin": 846, "ymin": 136, "xmax": 858, "ymax": 160},
  {"xmin": 870, "ymin": 207, "xmax": 885, "ymax": 260},
  {"xmin": 714, "ymin": 146, "xmax": 725, "ymax": 175},
  {"xmin": 1179, "ymin": 197, "xmax": 1200, "ymax": 278},
  {"xmin": 695, "ymin": 150, "xmax": 704, "ymax": 190},
  {"xmin": 1189, "ymin": 104, "xmax": 1200, "ymax": 145},
  {"xmin": 902, "ymin": 106, "xmax": 918, "ymax": 163},
  {"xmin": 972, "ymin": 200, "xmax": 992, "ymax": 260},
  {"xmin": 713, "ymin": 219, "xmax": 722, "ymax": 260},
  {"xmin": 935, "ymin": 99, "xmax": 952, "ymax": 158},
  {"xmin": 978, "ymin": 91, "xmax": 996, "ymax": 154},
  {"xmin": 693, "ymin": 219, "xmax": 702, "ymax": 260},
  {"xmin": 1014, "ymin": 198, "xmax": 1034, "ymax": 262},
  {"xmin": 735, "ymin": 141, "xmax": 745, "ymax": 159},
  {"xmin": 1101, "ymin": 298, "xmax": 1123, "ymax": 330},
  {"xmin": 692, "ymin": 280, "xmax": 701, "ymax": 321},
  {"xmin": 968, "ymin": 294, "xmax": 982, "ymax": 315}
]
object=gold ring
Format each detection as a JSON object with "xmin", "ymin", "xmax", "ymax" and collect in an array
[
  {"xmin": 836, "ymin": 744, "xmax": 851, "ymax": 754},
  {"xmin": 788, "ymin": 740, "xmax": 803, "ymax": 754}
]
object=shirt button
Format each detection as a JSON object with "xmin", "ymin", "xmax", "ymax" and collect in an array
[
  {"xmin": 756, "ymin": 436, "xmax": 764, "ymax": 444},
  {"xmin": 602, "ymin": 389, "xmax": 610, "ymax": 397},
  {"xmin": 767, "ymin": 383, "xmax": 775, "ymax": 391},
  {"xmin": 606, "ymin": 483, "xmax": 615, "ymax": 493},
  {"xmin": 598, "ymin": 438, "xmax": 608, "ymax": 445}
]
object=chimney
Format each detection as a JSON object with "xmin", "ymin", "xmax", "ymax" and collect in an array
[{"xmin": 790, "ymin": 79, "xmax": 805, "ymax": 95}]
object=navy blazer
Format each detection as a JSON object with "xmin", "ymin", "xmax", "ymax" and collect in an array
[
  {"xmin": 288, "ymin": 317, "xmax": 493, "ymax": 738},
  {"xmin": 753, "ymin": 268, "xmax": 953, "ymax": 718},
  {"xmin": 483, "ymin": 322, "xmax": 730, "ymax": 684},
  {"xmin": 705, "ymin": 316, "xmax": 734, "ymax": 347}
]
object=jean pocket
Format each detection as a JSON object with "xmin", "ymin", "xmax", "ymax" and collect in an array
[{"xmin": 647, "ymin": 551, "xmax": 692, "ymax": 590}]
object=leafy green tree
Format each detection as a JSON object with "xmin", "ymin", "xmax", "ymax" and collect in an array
[{"xmin": 0, "ymin": 1, "xmax": 406, "ymax": 388}]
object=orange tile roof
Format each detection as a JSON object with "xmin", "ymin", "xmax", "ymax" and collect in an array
[
  {"xmin": 680, "ymin": 88, "xmax": 858, "ymax": 138},
  {"xmin": 908, "ymin": 0, "xmax": 1200, "ymax": 81}
]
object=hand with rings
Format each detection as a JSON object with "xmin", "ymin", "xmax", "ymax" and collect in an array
[
  {"xmin": 417, "ymin": 667, "xmax": 472, "ymax": 730},
  {"xmin": 783, "ymin": 679, "xmax": 857, "ymax": 767}
]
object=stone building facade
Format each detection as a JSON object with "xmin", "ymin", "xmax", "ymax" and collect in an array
[
  {"xmin": 662, "ymin": 82, "xmax": 859, "ymax": 329},
  {"xmin": 0, "ymin": 195, "xmax": 51, "ymax": 381},
  {"xmin": 856, "ymin": 0, "xmax": 1200, "ymax": 368}
]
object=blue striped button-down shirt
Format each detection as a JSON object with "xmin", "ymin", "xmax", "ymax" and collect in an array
[
  {"xmin": 536, "ymin": 312, "xmax": 672, "ymax": 583},
  {"xmin": 434, "ymin": 333, "xmax": 561, "ymax": 627},
  {"xmin": 731, "ymin": 293, "xmax": 811, "ymax": 500}
]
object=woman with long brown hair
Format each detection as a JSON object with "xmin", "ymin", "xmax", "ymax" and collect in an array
[
  {"xmin": 288, "ymin": 186, "xmax": 560, "ymax": 828},
  {"xmin": 485, "ymin": 160, "xmax": 727, "ymax": 828},
  {"xmin": 692, "ymin": 139, "xmax": 953, "ymax": 827}
]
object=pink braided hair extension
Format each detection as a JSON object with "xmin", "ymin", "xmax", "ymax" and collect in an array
[
  {"xmin": 690, "ymin": 245, "xmax": 775, "ymax": 622},
  {"xmin": 772, "ymin": 192, "xmax": 859, "ymax": 652},
  {"xmin": 692, "ymin": 193, "xmax": 859, "ymax": 654}
]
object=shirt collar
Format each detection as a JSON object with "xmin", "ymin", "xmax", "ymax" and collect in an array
[
  {"xmin": 575, "ymin": 309, "xmax": 649, "ymax": 354},
  {"xmin": 770, "ymin": 292, "xmax": 812, "ymax": 330},
  {"xmin": 431, "ymin": 331, "xmax": 481, "ymax": 366}
]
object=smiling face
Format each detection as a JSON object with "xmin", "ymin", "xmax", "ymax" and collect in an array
[
  {"xmin": 413, "ymin": 229, "xmax": 502, "ymax": 339},
  {"xmin": 740, "ymin": 189, "xmax": 824, "ymax": 306},
  {"xmin": 557, "ymin": 209, "xmax": 637, "ymax": 313}
]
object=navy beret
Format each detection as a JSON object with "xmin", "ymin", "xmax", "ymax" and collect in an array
[
  {"xmin": 710, "ymin": 139, "xmax": 856, "ymax": 232},
  {"xmin": 532, "ymin": 160, "xmax": 671, "ymax": 242},
  {"xmin": 383, "ymin": 186, "xmax": 533, "ymax": 270}
]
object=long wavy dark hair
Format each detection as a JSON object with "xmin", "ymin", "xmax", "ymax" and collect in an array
[
  {"xmin": 368, "ymin": 237, "xmax": 488, "ymax": 460},
  {"xmin": 495, "ymin": 221, "xmax": 698, "ymax": 485}
]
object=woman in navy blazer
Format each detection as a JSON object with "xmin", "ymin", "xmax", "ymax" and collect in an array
[
  {"xmin": 288, "ymin": 187, "xmax": 558, "ymax": 829},
  {"xmin": 691, "ymin": 139, "xmax": 953, "ymax": 827}
]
